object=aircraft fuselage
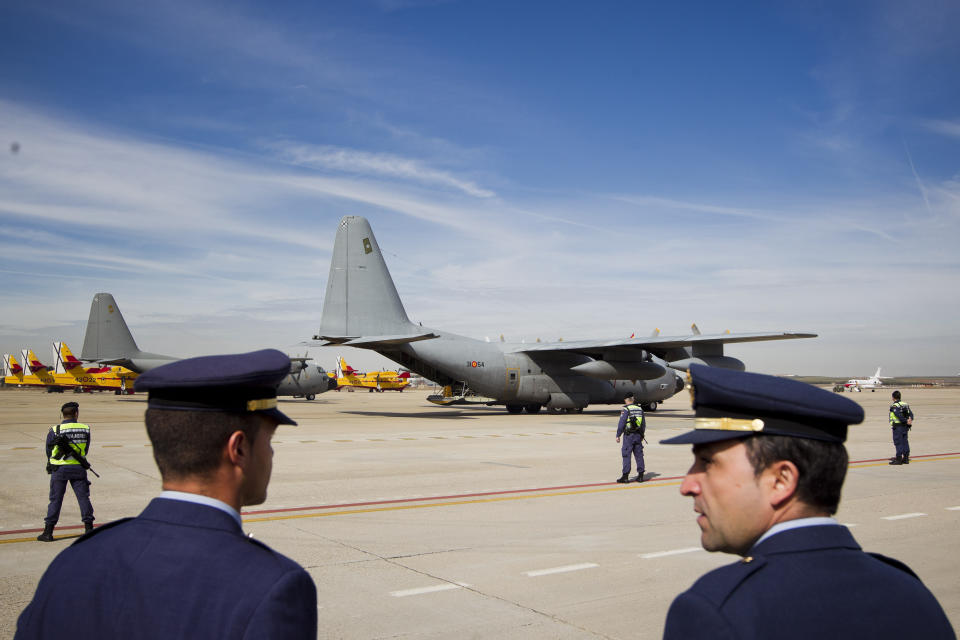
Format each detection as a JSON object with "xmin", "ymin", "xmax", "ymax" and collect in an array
[{"xmin": 382, "ymin": 329, "xmax": 680, "ymax": 410}]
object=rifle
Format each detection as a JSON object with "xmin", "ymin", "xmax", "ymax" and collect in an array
[{"xmin": 51, "ymin": 432, "xmax": 100, "ymax": 478}]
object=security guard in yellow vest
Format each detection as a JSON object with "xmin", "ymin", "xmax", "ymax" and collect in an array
[
  {"xmin": 37, "ymin": 402, "xmax": 95, "ymax": 541},
  {"xmin": 889, "ymin": 390, "xmax": 914, "ymax": 465},
  {"xmin": 615, "ymin": 392, "xmax": 646, "ymax": 483}
]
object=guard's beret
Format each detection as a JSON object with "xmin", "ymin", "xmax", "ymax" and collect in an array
[
  {"xmin": 61, "ymin": 401, "xmax": 79, "ymax": 412},
  {"xmin": 134, "ymin": 349, "xmax": 296, "ymax": 425},
  {"xmin": 661, "ymin": 364, "xmax": 863, "ymax": 445}
]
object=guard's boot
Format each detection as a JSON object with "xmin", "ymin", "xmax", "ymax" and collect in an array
[
  {"xmin": 636, "ymin": 471, "xmax": 645, "ymax": 483},
  {"xmin": 902, "ymin": 455, "xmax": 909, "ymax": 464},
  {"xmin": 616, "ymin": 474, "xmax": 629, "ymax": 484},
  {"xmin": 84, "ymin": 522, "xmax": 94, "ymax": 534},
  {"xmin": 36, "ymin": 524, "xmax": 54, "ymax": 542},
  {"xmin": 889, "ymin": 456, "xmax": 902, "ymax": 466}
]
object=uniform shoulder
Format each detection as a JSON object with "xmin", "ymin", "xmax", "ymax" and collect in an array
[
  {"xmin": 866, "ymin": 552, "xmax": 919, "ymax": 579},
  {"xmin": 243, "ymin": 535, "xmax": 308, "ymax": 572},
  {"xmin": 70, "ymin": 517, "xmax": 135, "ymax": 546},
  {"xmin": 685, "ymin": 556, "xmax": 767, "ymax": 607}
]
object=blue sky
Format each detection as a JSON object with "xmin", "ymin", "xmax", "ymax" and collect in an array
[{"xmin": 2, "ymin": 0, "xmax": 958, "ymax": 376}]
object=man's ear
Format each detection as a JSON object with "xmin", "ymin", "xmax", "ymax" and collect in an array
[
  {"xmin": 225, "ymin": 430, "xmax": 248, "ymax": 468},
  {"xmin": 764, "ymin": 460, "xmax": 800, "ymax": 509}
]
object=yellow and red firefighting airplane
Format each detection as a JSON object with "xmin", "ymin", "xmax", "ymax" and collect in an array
[
  {"xmin": 329, "ymin": 355, "xmax": 411, "ymax": 392},
  {"xmin": 2, "ymin": 344, "xmax": 137, "ymax": 393}
]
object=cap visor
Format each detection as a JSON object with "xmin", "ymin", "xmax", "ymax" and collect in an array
[{"xmin": 265, "ymin": 407, "xmax": 297, "ymax": 426}]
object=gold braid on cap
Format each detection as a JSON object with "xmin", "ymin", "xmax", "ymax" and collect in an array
[
  {"xmin": 246, "ymin": 398, "xmax": 277, "ymax": 412},
  {"xmin": 694, "ymin": 417, "xmax": 765, "ymax": 432}
]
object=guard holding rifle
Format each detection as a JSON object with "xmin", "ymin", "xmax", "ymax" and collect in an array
[{"xmin": 37, "ymin": 401, "xmax": 96, "ymax": 541}]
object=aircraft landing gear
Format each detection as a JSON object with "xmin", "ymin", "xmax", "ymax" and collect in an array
[
  {"xmin": 305, "ymin": 394, "xmax": 315, "ymax": 401},
  {"xmin": 642, "ymin": 402, "xmax": 658, "ymax": 412},
  {"xmin": 524, "ymin": 404, "xmax": 541, "ymax": 414},
  {"xmin": 506, "ymin": 404, "xmax": 524, "ymax": 414}
]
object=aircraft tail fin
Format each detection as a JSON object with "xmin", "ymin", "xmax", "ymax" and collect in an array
[
  {"xmin": 26, "ymin": 349, "xmax": 48, "ymax": 373},
  {"xmin": 316, "ymin": 216, "xmax": 419, "ymax": 340},
  {"xmin": 81, "ymin": 293, "xmax": 141, "ymax": 362},
  {"xmin": 339, "ymin": 356, "xmax": 358, "ymax": 375},
  {"xmin": 4, "ymin": 354, "xmax": 23, "ymax": 378},
  {"xmin": 54, "ymin": 342, "xmax": 84, "ymax": 374}
]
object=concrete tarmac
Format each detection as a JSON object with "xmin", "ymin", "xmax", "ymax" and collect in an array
[{"xmin": 1, "ymin": 386, "xmax": 958, "ymax": 638}]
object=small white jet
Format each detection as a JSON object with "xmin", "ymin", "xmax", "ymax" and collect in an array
[{"xmin": 844, "ymin": 367, "xmax": 888, "ymax": 392}]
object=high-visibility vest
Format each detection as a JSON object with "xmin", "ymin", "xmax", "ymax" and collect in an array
[
  {"xmin": 623, "ymin": 404, "xmax": 645, "ymax": 434},
  {"xmin": 49, "ymin": 422, "xmax": 91, "ymax": 466},
  {"xmin": 889, "ymin": 402, "xmax": 912, "ymax": 426}
]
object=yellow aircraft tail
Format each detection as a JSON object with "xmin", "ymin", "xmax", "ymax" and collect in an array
[{"xmin": 3, "ymin": 354, "xmax": 25, "ymax": 382}]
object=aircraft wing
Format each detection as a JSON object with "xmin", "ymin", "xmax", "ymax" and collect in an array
[
  {"xmin": 311, "ymin": 332, "xmax": 439, "ymax": 348},
  {"xmin": 511, "ymin": 331, "xmax": 816, "ymax": 355}
]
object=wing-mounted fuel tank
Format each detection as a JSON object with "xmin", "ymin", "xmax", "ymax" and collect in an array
[
  {"xmin": 569, "ymin": 351, "xmax": 669, "ymax": 380},
  {"xmin": 665, "ymin": 343, "xmax": 745, "ymax": 371}
]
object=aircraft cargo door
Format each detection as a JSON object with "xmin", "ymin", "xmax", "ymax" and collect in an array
[{"xmin": 505, "ymin": 368, "xmax": 519, "ymax": 397}]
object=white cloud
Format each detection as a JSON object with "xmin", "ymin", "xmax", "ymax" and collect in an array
[
  {"xmin": 270, "ymin": 143, "xmax": 495, "ymax": 198},
  {"xmin": 920, "ymin": 118, "xmax": 960, "ymax": 139}
]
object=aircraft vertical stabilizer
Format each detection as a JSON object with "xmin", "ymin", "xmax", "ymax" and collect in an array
[
  {"xmin": 81, "ymin": 293, "xmax": 141, "ymax": 361},
  {"xmin": 317, "ymin": 216, "xmax": 418, "ymax": 339}
]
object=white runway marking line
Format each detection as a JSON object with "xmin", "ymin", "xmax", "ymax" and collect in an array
[
  {"xmin": 882, "ymin": 512, "xmax": 927, "ymax": 521},
  {"xmin": 390, "ymin": 582, "xmax": 470, "ymax": 598},
  {"xmin": 945, "ymin": 506, "xmax": 960, "ymax": 511},
  {"xmin": 524, "ymin": 563, "xmax": 598, "ymax": 577},
  {"xmin": 640, "ymin": 547, "xmax": 703, "ymax": 559}
]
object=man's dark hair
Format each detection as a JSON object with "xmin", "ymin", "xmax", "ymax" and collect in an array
[
  {"xmin": 892, "ymin": 390, "xmax": 901, "ymax": 401},
  {"xmin": 743, "ymin": 435, "xmax": 848, "ymax": 515},
  {"xmin": 145, "ymin": 409, "xmax": 264, "ymax": 480}
]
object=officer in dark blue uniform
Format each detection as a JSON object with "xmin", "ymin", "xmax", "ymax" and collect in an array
[
  {"xmin": 616, "ymin": 392, "xmax": 646, "ymax": 483},
  {"xmin": 16, "ymin": 349, "xmax": 318, "ymax": 639},
  {"xmin": 660, "ymin": 364, "xmax": 954, "ymax": 640}
]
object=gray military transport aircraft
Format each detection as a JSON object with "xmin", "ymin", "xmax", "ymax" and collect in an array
[
  {"xmin": 80, "ymin": 293, "xmax": 335, "ymax": 400},
  {"xmin": 310, "ymin": 216, "xmax": 816, "ymax": 413}
]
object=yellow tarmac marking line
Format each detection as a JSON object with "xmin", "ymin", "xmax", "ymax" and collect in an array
[
  {"xmin": 4, "ymin": 456, "xmax": 957, "ymax": 544},
  {"xmin": 242, "ymin": 481, "xmax": 683, "ymax": 524},
  {"xmin": 850, "ymin": 455, "xmax": 960, "ymax": 469}
]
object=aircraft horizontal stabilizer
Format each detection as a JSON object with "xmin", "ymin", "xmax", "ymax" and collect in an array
[{"xmin": 312, "ymin": 332, "xmax": 439, "ymax": 348}]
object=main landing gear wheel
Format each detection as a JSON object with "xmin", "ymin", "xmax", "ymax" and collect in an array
[
  {"xmin": 305, "ymin": 394, "xmax": 315, "ymax": 401},
  {"xmin": 642, "ymin": 402, "xmax": 658, "ymax": 412},
  {"xmin": 524, "ymin": 404, "xmax": 542, "ymax": 414},
  {"xmin": 506, "ymin": 404, "xmax": 524, "ymax": 414}
]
